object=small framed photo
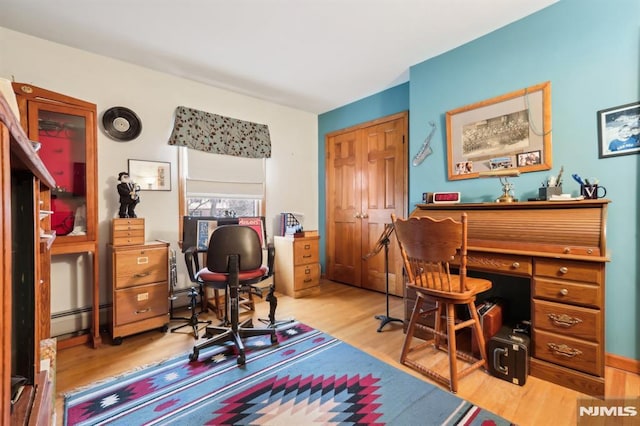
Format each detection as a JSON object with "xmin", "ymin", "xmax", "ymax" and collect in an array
[
  {"xmin": 597, "ymin": 101, "xmax": 640, "ymax": 158},
  {"xmin": 517, "ymin": 150, "xmax": 541, "ymax": 166}
]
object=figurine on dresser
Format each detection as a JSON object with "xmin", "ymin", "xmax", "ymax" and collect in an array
[{"xmin": 117, "ymin": 171, "xmax": 141, "ymax": 218}]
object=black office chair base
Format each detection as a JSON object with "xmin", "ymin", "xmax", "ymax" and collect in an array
[
  {"xmin": 189, "ymin": 318, "xmax": 277, "ymax": 365},
  {"xmin": 170, "ymin": 287, "xmax": 212, "ymax": 339}
]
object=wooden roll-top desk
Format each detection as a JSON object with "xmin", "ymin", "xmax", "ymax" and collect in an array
[{"xmin": 410, "ymin": 200, "xmax": 609, "ymax": 397}]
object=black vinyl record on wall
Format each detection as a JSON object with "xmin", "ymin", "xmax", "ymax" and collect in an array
[{"xmin": 102, "ymin": 106, "xmax": 142, "ymax": 141}]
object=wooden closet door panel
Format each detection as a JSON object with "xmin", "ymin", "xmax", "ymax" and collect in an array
[
  {"xmin": 360, "ymin": 116, "xmax": 407, "ymax": 295},
  {"xmin": 326, "ymin": 130, "xmax": 362, "ymax": 286}
]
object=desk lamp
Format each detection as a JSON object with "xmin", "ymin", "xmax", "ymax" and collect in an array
[{"xmin": 479, "ymin": 169, "xmax": 521, "ymax": 203}]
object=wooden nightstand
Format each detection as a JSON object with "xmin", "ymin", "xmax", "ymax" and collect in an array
[{"xmin": 274, "ymin": 235, "xmax": 320, "ymax": 298}]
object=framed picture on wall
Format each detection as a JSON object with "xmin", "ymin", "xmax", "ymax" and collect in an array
[
  {"xmin": 445, "ymin": 81, "xmax": 552, "ymax": 180},
  {"xmin": 597, "ymin": 101, "xmax": 640, "ymax": 158},
  {"xmin": 128, "ymin": 159, "xmax": 171, "ymax": 191}
]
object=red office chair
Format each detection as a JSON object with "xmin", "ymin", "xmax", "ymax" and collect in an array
[{"xmin": 188, "ymin": 225, "xmax": 277, "ymax": 365}]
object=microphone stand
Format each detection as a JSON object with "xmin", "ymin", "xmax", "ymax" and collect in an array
[{"xmin": 364, "ymin": 223, "xmax": 403, "ymax": 332}]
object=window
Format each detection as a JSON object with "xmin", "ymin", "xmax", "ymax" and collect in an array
[
  {"xmin": 179, "ymin": 147, "xmax": 265, "ymax": 228},
  {"xmin": 187, "ymin": 197, "xmax": 260, "ymax": 217}
]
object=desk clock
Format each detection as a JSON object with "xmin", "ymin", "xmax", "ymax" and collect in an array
[{"xmin": 423, "ymin": 192, "xmax": 461, "ymax": 204}]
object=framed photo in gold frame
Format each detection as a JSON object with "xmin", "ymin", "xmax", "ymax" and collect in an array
[{"xmin": 446, "ymin": 81, "xmax": 552, "ymax": 180}]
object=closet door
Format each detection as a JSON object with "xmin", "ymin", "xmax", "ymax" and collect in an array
[
  {"xmin": 326, "ymin": 112, "xmax": 408, "ymax": 296},
  {"xmin": 326, "ymin": 129, "xmax": 362, "ymax": 286}
]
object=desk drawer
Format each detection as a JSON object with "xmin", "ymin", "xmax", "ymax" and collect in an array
[
  {"xmin": 533, "ymin": 278, "xmax": 600, "ymax": 308},
  {"xmin": 534, "ymin": 259, "xmax": 602, "ymax": 284},
  {"xmin": 533, "ymin": 329, "xmax": 601, "ymax": 376},
  {"xmin": 293, "ymin": 239, "xmax": 319, "ymax": 265},
  {"xmin": 466, "ymin": 252, "xmax": 532, "ymax": 276},
  {"xmin": 114, "ymin": 247, "xmax": 168, "ymax": 289},
  {"xmin": 294, "ymin": 263, "xmax": 320, "ymax": 290},
  {"xmin": 533, "ymin": 300, "xmax": 600, "ymax": 342},
  {"xmin": 115, "ymin": 282, "xmax": 168, "ymax": 326}
]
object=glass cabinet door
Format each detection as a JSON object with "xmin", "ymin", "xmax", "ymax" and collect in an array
[{"xmin": 27, "ymin": 102, "xmax": 97, "ymax": 244}]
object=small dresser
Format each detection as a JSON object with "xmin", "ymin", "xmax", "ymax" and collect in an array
[
  {"xmin": 108, "ymin": 218, "xmax": 169, "ymax": 344},
  {"xmin": 274, "ymin": 235, "xmax": 321, "ymax": 298}
]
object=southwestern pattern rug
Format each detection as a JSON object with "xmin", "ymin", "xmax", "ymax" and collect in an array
[{"xmin": 64, "ymin": 322, "xmax": 511, "ymax": 425}]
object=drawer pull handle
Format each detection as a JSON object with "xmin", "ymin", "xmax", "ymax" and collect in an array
[
  {"xmin": 511, "ymin": 262, "xmax": 520, "ymax": 269},
  {"xmin": 547, "ymin": 313, "xmax": 583, "ymax": 328},
  {"xmin": 559, "ymin": 267, "xmax": 568, "ymax": 274},
  {"xmin": 563, "ymin": 247, "xmax": 571, "ymax": 254},
  {"xmin": 547, "ymin": 343, "xmax": 582, "ymax": 358},
  {"xmin": 559, "ymin": 288, "xmax": 569, "ymax": 296},
  {"xmin": 303, "ymin": 254, "xmax": 312, "ymax": 258},
  {"xmin": 135, "ymin": 308, "xmax": 151, "ymax": 314},
  {"xmin": 133, "ymin": 272, "xmax": 151, "ymax": 278},
  {"xmin": 304, "ymin": 278, "xmax": 313, "ymax": 283}
]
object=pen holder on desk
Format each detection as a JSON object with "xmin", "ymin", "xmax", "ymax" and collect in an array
[
  {"xmin": 539, "ymin": 186, "xmax": 562, "ymax": 200},
  {"xmin": 580, "ymin": 184, "xmax": 606, "ymax": 199}
]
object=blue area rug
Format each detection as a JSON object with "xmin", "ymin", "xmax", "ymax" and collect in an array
[{"xmin": 64, "ymin": 322, "xmax": 510, "ymax": 425}]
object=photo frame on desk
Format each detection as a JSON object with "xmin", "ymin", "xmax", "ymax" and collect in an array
[
  {"xmin": 446, "ymin": 81, "xmax": 552, "ymax": 180},
  {"xmin": 128, "ymin": 159, "xmax": 171, "ymax": 191}
]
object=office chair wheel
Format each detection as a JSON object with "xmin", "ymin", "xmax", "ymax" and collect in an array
[
  {"xmin": 112, "ymin": 336, "xmax": 123, "ymax": 346},
  {"xmin": 270, "ymin": 333, "xmax": 278, "ymax": 344},
  {"xmin": 189, "ymin": 348, "xmax": 199, "ymax": 362},
  {"xmin": 160, "ymin": 324, "xmax": 169, "ymax": 332},
  {"xmin": 237, "ymin": 353, "xmax": 245, "ymax": 365}
]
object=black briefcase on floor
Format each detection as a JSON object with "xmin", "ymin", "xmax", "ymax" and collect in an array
[{"xmin": 487, "ymin": 326, "xmax": 530, "ymax": 386}]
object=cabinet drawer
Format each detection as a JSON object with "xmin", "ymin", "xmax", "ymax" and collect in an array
[
  {"xmin": 114, "ymin": 247, "xmax": 168, "ymax": 289},
  {"xmin": 294, "ymin": 263, "xmax": 320, "ymax": 290},
  {"xmin": 293, "ymin": 239, "xmax": 319, "ymax": 265},
  {"xmin": 533, "ymin": 329, "xmax": 602, "ymax": 376},
  {"xmin": 113, "ymin": 230, "xmax": 145, "ymax": 246},
  {"xmin": 115, "ymin": 282, "xmax": 168, "ymax": 326},
  {"xmin": 533, "ymin": 277, "xmax": 600, "ymax": 308},
  {"xmin": 113, "ymin": 218, "xmax": 145, "ymax": 231},
  {"xmin": 533, "ymin": 299, "xmax": 600, "ymax": 342},
  {"xmin": 534, "ymin": 258, "xmax": 602, "ymax": 284},
  {"xmin": 465, "ymin": 252, "xmax": 532, "ymax": 276}
]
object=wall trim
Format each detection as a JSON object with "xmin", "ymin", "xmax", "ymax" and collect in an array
[{"xmin": 606, "ymin": 353, "xmax": 640, "ymax": 374}]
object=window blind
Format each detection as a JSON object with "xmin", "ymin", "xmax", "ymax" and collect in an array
[{"xmin": 185, "ymin": 147, "xmax": 265, "ymax": 198}]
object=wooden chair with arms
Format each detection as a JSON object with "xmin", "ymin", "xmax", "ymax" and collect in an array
[{"xmin": 391, "ymin": 212, "xmax": 492, "ymax": 393}]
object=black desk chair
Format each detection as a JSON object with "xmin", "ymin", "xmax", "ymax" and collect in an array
[{"xmin": 188, "ymin": 225, "xmax": 277, "ymax": 365}]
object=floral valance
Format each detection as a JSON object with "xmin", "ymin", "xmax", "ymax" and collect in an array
[{"xmin": 168, "ymin": 106, "xmax": 271, "ymax": 158}]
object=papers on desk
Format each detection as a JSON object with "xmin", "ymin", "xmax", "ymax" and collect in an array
[{"xmin": 548, "ymin": 194, "xmax": 585, "ymax": 201}]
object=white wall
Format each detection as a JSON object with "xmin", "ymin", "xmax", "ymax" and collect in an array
[{"xmin": 0, "ymin": 27, "xmax": 319, "ymax": 335}]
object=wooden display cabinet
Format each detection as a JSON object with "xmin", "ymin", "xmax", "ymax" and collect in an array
[
  {"xmin": 1, "ymin": 92, "xmax": 55, "ymax": 424},
  {"xmin": 13, "ymin": 82, "xmax": 101, "ymax": 348}
]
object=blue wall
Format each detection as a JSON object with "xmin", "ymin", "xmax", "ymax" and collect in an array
[{"xmin": 318, "ymin": 0, "xmax": 639, "ymax": 360}]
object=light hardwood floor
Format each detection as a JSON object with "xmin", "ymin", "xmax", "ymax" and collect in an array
[{"xmin": 55, "ymin": 280, "xmax": 639, "ymax": 425}]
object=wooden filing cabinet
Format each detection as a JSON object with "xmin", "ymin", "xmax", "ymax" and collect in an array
[
  {"xmin": 274, "ymin": 235, "xmax": 320, "ymax": 298},
  {"xmin": 108, "ymin": 241, "xmax": 169, "ymax": 344}
]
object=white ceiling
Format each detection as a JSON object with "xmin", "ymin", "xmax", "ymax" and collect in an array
[{"xmin": 0, "ymin": 0, "xmax": 558, "ymax": 114}]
